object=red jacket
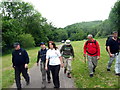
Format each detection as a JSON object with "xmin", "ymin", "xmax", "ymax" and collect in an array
[{"xmin": 84, "ymin": 39, "xmax": 100, "ymax": 56}]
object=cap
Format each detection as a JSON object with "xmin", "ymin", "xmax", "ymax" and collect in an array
[
  {"xmin": 66, "ymin": 40, "xmax": 70, "ymax": 43},
  {"xmin": 40, "ymin": 42, "xmax": 45, "ymax": 45},
  {"xmin": 13, "ymin": 42, "xmax": 20, "ymax": 48}
]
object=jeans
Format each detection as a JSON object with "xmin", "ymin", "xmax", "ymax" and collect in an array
[{"xmin": 115, "ymin": 53, "xmax": 120, "ymax": 73}]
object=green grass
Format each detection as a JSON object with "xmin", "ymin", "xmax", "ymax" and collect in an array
[
  {"xmin": 2, "ymin": 47, "xmax": 40, "ymax": 88},
  {"xmin": 71, "ymin": 38, "xmax": 119, "ymax": 88}
]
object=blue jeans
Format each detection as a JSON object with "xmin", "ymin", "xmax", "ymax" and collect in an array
[
  {"xmin": 107, "ymin": 53, "xmax": 120, "ymax": 73},
  {"xmin": 115, "ymin": 52, "xmax": 120, "ymax": 73}
]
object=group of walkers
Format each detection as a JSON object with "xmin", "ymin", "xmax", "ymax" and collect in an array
[{"xmin": 12, "ymin": 31, "xmax": 120, "ymax": 89}]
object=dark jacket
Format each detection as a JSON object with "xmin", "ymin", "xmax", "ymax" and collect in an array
[
  {"xmin": 37, "ymin": 48, "xmax": 47, "ymax": 63},
  {"xmin": 12, "ymin": 48, "xmax": 29, "ymax": 67},
  {"xmin": 60, "ymin": 44, "xmax": 74, "ymax": 58}
]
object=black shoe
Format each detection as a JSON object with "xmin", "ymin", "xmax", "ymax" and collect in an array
[
  {"xmin": 107, "ymin": 69, "xmax": 111, "ymax": 71},
  {"xmin": 64, "ymin": 69, "xmax": 67, "ymax": 74},
  {"xmin": 48, "ymin": 80, "xmax": 51, "ymax": 83},
  {"xmin": 93, "ymin": 69, "xmax": 95, "ymax": 72},
  {"xmin": 67, "ymin": 73, "xmax": 71, "ymax": 78},
  {"xmin": 115, "ymin": 73, "xmax": 120, "ymax": 76},
  {"xmin": 90, "ymin": 74, "xmax": 93, "ymax": 77},
  {"xmin": 26, "ymin": 81, "xmax": 30, "ymax": 85},
  {"xmin": 54, "ymin": 86, "xmax": 60, "ymax": 89}
]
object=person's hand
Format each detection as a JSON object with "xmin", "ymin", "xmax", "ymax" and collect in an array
[
  {"xmin": 109, "ymin": 53, "xmax": 113, "ymax": 57},
  {"xmin": 25, "ymin": 64, "xmax": 28, "ymax": 68},
  {"xmin": 60, "ymin": 63, "xmax": 64, "ymax": 68},
  {"xmin": 37, "ymin": 63, "xmax": 39, "ymax": 66},
  {"xmin": 12, "ymin": 65, "xmax": 15, "ymax": 68},
  {"xmin": 97, "ymin": 56, "xmax": 100, "ymax": 60},
  {"xmin": 45, "ymin": 66, "xmax": 48, "ymax": 71},
  {"xmin": 83, "ymin": 54, "xmax": 86, "ymax": 57}
]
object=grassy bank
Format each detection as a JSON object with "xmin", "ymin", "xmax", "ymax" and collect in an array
[{"xmin": 71, "ymin": 38, "xmax": 119, "ymax": 88}]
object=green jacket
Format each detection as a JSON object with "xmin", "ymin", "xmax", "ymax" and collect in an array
[{"xmin": 60, "ymin": 44, "xmax": 74, "ymax": 58}]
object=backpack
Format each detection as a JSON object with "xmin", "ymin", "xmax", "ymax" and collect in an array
[{"xmin": 86, "ymin": 40, "xmax": 97, "ymax": 55}]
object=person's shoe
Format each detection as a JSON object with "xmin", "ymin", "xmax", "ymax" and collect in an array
[
  {"xmin": 67, "ymin": 73, "xmax": 71, "ymax": 78},
  {"xmin": 93, "ymin": 69, "xmax": 95, "ymax": 72},
  {"xmin": 115, "ymin": 73, "xmax": 120, "ymax": 76},
  {"xmin": 26, "ymin": 81, "xmax": 30, "ymax": 85},
  {"xmin": 48, "ymin": 80, "xmax": 51, "ymax": 83},
  {"xmin": 107, "ymin": 69, "xmax": 111, "ymax": 71},
  {"xmin": 89, "ymin": 74, "xmax": 93, "ymax": 77},
  {"xmin": 54, "ymin": 86, "xmax": 60, "ymax": 89},
  {"xmin": 17, "ymin": 87, "xmax": 22, "ymax": 90},
  {"xmin": 64, "ymin": 69, "xmax": 67, "ymax": 74},
  {"xmin": 41, "ymin": 84, "xmax": 46, "ymax": 89}
]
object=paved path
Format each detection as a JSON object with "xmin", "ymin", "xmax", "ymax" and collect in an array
[{"xmin": 11, "ymin": 45, "xmax": 76, "ymax": 88}]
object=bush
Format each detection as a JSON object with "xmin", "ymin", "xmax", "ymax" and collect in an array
[{"xmin": 18, "ymin": 34, "xmax": 35, "ymax": 48}]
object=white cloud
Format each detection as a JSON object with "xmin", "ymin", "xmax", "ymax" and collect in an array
[{"xmin": 23, "ymin": 0, "xmax": 117, "ymax": 28}]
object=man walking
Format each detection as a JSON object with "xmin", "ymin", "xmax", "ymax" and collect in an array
[
  {"xmin": 84, "ymin": 34, "xmax": 100, "ymax": 77},
  {"xmin": 106, "ymin": 31, "xmax": 120, "ymax": 76},
  {"xmin": 60, "ymin": 40, "xmax": 74, "ymax": 78},
  {"xmin": 12, "ymin": 42, "xmax": 30, "ymax": 90},
  {"xmin": 37, "ymin": 42, "xmax": 51, "ymax": 88}
]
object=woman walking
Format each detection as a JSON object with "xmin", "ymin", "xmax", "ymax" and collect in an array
[{"xmin": 45, "ymin": 41, "xmax": 63, "ymax": 88}]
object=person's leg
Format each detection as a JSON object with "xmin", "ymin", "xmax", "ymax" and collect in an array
[
  {"xmin": 92, "ymin": 56, "xmax": 98, "ymax": 72},
  {"xmin": 14, "ymin": 67, "xmax": 22, "ymax": 89},
  {"xmin": 46, "ymin": 64, "xmax": 51, "ymax": 82},
  {"xmin": 67, "ymin": 57, "xmax": 72, "ymax": 78},
  {"xmin": 87, "ymin": 55, "xmax": 94, "ymax": 76},
  {"xmin": 107, "ymin": 54, "xmax": 115, "ymax": 71},
  {"xmin": 21, "ymin": 66, "xmax": 30, "ymax": 85},
  {"xmin": 53, "ymin": 65, "xmax": 60, "ymax": 88},
  {"xmin": 63, "ymin": 57, "xmax": 67, "ymax": 74},
  {"xmin": 40, "ymin": 62, "xmax": 46, "ymax": 88},
  {"xmin": 50, "ymin": 66, "xmax": 56, "ymax": 87},
  {"xmin": 115, "ymin": 53, "xmax": 120, "ymax": 75}
]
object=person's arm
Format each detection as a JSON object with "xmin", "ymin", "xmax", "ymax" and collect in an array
[
  {"xmin": 45, "ymin": 51, "xmax": 49, "ymax": 70},
  {"xmin": 12, "ymin": 52, "xmax": 15, "ymax": 68},
  {"xmin": 57, "ymin": 50, "xmax": 63, "ymax": 67},
  {"xmin": 24, "ymin": 50, "xmax": 29, "ymax": 68},
  {"xmin": 59, "ymin": 56, "xmax": 63, "ymax": 68},
  {"xmin": 83, "ymin": 42, "xmax": 87, "ymax": 57},
  {"xmin": 60, "ymin": 45, "xmax": 64, "ymax": 53},
  {"xmin": 107, "ymin": 46, "xmax": 113, "ymax": 57},
  {"xmin": 96, "ymin": 41, "xmax": 100, "ymax": 60},
  {"xmin": 107, "ymin": 40, "xmax": 113, "ymax": 57},
  {"xmin": 37, "ymin": 51, "xmax": 41, "ymax": 66},
  {"xmin": 71, "ymin": 45, "xmax": 75, "ymax": 58}
]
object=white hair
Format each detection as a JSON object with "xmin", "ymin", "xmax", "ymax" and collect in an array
[{"xmin": 87, "ymin": 34, "xmax": 93, "ymax": 38}]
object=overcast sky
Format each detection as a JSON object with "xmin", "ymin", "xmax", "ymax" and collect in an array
[{"xmin": 23, "ymin": 0, "xmax": 117, "ymax": 28}]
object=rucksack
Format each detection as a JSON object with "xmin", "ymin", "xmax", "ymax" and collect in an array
[{"xmin": 85, "ymin": 40, "xmax": 97, "ymax": 55}]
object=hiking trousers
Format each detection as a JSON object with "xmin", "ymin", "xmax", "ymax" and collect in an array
[
  {"xmin": 87, "ymin": 55, "xmax": 98, "ymax": 74},
  {"xmin": 63, "ymin": 56, "xmax": 73, "ymax": 74}
]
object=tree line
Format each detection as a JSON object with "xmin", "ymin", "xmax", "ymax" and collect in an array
[{"xmin": 1, "ymin": 0, "xmax": 120, "ymax": 53}]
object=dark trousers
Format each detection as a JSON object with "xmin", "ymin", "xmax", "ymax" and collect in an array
[
  {"xmin": 46, "ymin": 65, "xmax": 51, "ymax": 81},
  {"xmin": 14, "ymin": 65, "xmax": 30, "ymax": 88},
  {"xmin": 50, "ymin": 65, "xmax": 60, "ymax": 88}
]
